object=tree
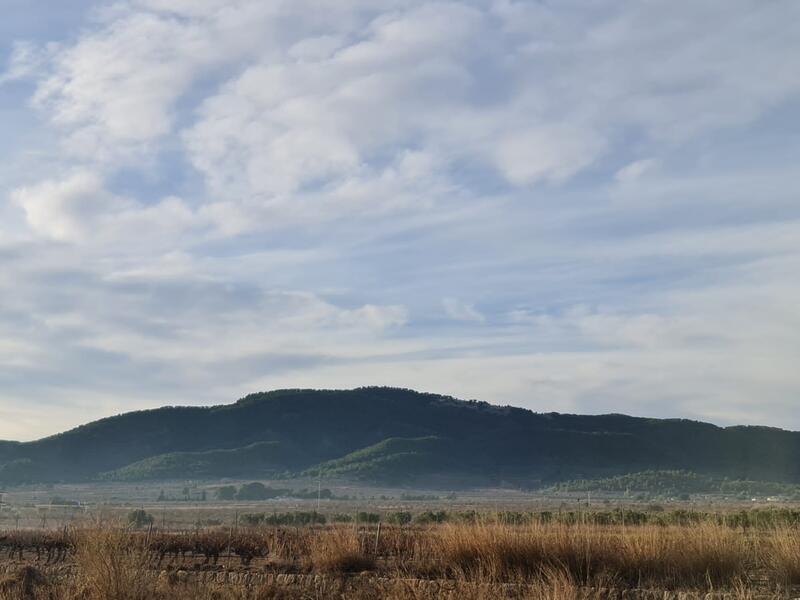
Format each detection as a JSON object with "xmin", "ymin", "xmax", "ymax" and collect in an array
[
  {"xmin": 236, "ymin": 482, "xmax": 271, "ymax": 501},
  {"xmin": 216, "ymin": 485, "xmax": 237, "ymax": 501}
]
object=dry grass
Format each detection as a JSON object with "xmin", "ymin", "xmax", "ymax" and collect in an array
[
  {"xmin": 763, "ymin": 526, "xmax": 800, "ymax": 585},
  {"xmin": 0, "ymin": 566, "xmax": 47, "ymax": 600},
  {"xmin": 2, "ymin": 519, "xmax": 799, "ymax": 598},
  {"xmin": 72, "ymin": 526, "xmax": 155, "ymax": 600},
  {"xmin": 309, "ymin": 526, "xmax": 376, "ymax": 574},
  {"xmin": 619, "ymin": 522, "xmax": 750, "ymax": 588},
  {"xmin": 429, "ymin": 522, "xmax": 750, "ymax": 588}
]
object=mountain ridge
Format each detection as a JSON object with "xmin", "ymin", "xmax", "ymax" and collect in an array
[{"xmin": 1, "ymin": 387, "xmax": 798, "ymax": 486}]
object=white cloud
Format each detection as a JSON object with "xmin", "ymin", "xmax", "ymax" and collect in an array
[
  {"xmin": 12, "ymin": 170, "xmax": 127, "ymax": 241},
  {"xmin": 493, "ymin": 126, "xmax": 605, "ymax": 185},
  {"xmin": 15, "ymin": 0, "xmax": 800, "ymax": 226},
  {"xmin": 443, "ymin": 298, "xmax": 485, "ymax": 323},
  {"xmin": 11, "ymin": 171, "xmax": 202, "ymax": 245},
  {"xmin": 255, "ymin": 264, "xmax": 800, "ymax": 428},
  {"xmin": 32, "ymin": 13, "xmax": 198, "ymax": 162},
  {"xmin": 74, "ymin": 288, "xmax": 409, "ymax": 363},
  {"xmin": 0, "ymin": 41, "xmax": 50, "ymax": 83},
  {"xmin": 339, "ymin": 304, "xmax": 408, "ymax": 330},
  {"xmin": 180, "ymin": 1, "xmax": 487, "ymax": 219},
  {"xmin": 614, "ymin": 158, "xmax": 659, "ymax": 183}
]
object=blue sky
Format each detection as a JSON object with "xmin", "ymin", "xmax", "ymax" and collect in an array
[{"xmin": 1, "ymin": 0, "xmax": 799, "ymax": 440}]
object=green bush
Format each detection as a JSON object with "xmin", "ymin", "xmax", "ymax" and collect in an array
[
  {"xmin": 357, "ymin": 512, "xmax": 381, "ymax": 524},
  {"xmin": 239, "ymin": 511, "xmax": 327, "ymax": 527},
  {"xmin": 413, "ymin": 510, "xmax": 448, "ymax": 524},
  {"xmin": 216, "ymin": 485, "xmax": 237, "ymax": 501},
  {"xmin": 387, "ymin": 511, "xmax": 412, "ymax": 525},
  {"xmin": 331, "ymin": 513, "xmax": 354, "ymax": 523}
]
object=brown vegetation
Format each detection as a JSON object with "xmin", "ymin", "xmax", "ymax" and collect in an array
[
  {"xmin": 763, "ymin": 526, "xmax": 800, "ymax": 586},
  {"xmin": 0, "ymin": 517, "xmax": 799, "ymax": 599},
  {"xmin": 71, "ymin": 526, "xmax": 154, "ymax": 600},
  {"xmin": 309, "ymin": 527, "xmax": 375, "ymax": 574}
]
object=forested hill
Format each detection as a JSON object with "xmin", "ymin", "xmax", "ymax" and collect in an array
[{"xmin": 1, "ymin": 387, "xmax": 799, "ymax": 486}]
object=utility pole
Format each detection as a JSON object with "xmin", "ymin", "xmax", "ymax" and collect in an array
[{"xmin": 317, "ymin": 468, "xmax": 322, "ymax": 513}]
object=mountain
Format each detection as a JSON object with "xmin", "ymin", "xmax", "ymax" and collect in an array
[{"xmin": 1, "ymin": 387, "xmax": 799, "ymax": 486}]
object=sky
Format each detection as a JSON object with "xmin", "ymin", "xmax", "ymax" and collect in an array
[{"xmin": 0, "ymin": 0, "xmax": 799, "ymax": 441}]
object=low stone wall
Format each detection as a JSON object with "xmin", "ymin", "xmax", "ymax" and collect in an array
[
  {"xmin": 0, "ymin": 564, "xmax": 785, "ymax": 599},
  {"xmin": 162, "ymin": 571, "xmax": 785, "ymax": 599}
]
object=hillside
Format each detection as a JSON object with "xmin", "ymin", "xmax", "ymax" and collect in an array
[
  {"xmin": 1, "ymin": 387, "xmax": 799, "ymax": 486},
  {"xmin": 98, "ymin": 441, "xmax": 298, "ymax": 482},
  {"xmin": 303, "ymin": 437, "xmax": 462, "ymax": 483},
  {"xmin": 548, "ymin": 470, "xmax": 800, "ymax": 498}
]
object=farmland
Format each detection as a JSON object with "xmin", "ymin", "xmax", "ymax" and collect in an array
[{"xmin": 2, "ymin": 505, "xmax": 800, "ymax": 599}]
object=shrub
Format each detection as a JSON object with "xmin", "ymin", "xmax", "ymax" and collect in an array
[
  {"xmin": 387, "ymin": 511, "xmax": 412, "ymax": 525},
  {"xmin": 74, "ymin": 527, "xmax": 154, "ymax": 600},
  {"xmin": 331, "ymin": 513, "xmax": 354, "ymax": 523},
  {"xmin": 241, "ymin": 511, "xmax": 326, "ymax": 527},
  {"xmin": 236, "ymin": 482, "xmax": 271, "ymax": 501},
  {"xmin": 215, "ymin": 486, "xmax": 237, "ymax": 501},
  {"xmin": 414, "ymin": 510, "xmax": 449, "ymax": 525},
  {"xmin": 127, "ymin": 510, "xmax": 154, "ymax": 529},
  {"xmin": 239, "ymin": 513, "xmax": 264, "ymax": 527},
  {"xmin": 357, "ymin": 512, "xmax": 380, "ymax": 524}
]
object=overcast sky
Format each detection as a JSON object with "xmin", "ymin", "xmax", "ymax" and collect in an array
[{"xmin": 0, "ymin": 0, "xmax": 798, "ymax": 440}]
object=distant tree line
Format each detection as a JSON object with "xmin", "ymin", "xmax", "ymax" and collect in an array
[{"xmin": 214, "ymin": 482, "xmax": 344, "ymax": 502}]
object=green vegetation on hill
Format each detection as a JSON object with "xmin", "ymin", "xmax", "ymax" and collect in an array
[
  {"xmin": 99, "ymin": 442, "xmax": 291, "ymax": 481},
  {"xmin": 305, "ymin": 437, "xmax": 457, "ymax": 482},
  {"xmin": 1, "ymin": 387, "xmax": 800, "ymax": 486},
  {"xmin": 549, "ymin": 470, "xmax": 800, "ymax": 497},
  {"xmin": 0, "ymin": 458, "xmax": 45, "ymax": 485}
]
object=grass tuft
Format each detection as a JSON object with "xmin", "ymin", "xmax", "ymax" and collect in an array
[{"xmin": 310, "ymin": 527, "xmax": 376, "ymax": 574}]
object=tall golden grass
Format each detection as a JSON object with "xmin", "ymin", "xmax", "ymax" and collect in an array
[
  {"xmin": 428, "ymin": 522, "xmax": 750, "ymax": 588},
  {"xmin": 1, "ymin": 520, "xmax": 800, "ymax": 598},
  {"xmin": 763, "ymin": 526, "xmax": 800, "ymax": 585},
  {"xmin": 72, "ymin": 526, "xmax": 154, "ymax": 600},
  {"xmin": 309, "ymin": 526, "xmax": 375, "ymax": 574}
]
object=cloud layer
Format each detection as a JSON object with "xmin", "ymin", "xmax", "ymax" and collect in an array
[{"xmin": 0, "ymin": 0, "xmax": 799, "ymax": 439}]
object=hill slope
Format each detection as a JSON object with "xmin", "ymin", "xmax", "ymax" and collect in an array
[
  {"xmin": 303, "ymin": 437, "xmax": 460, "ymax": 483},
  {"xmin": 98, "ymin": 441, "xmax": 297, "ymax": 482},
  {"xmin": 1, "ymin": 387, "xmax": 799, "ymax": 485},
  {"xmin": 548, "ymin": 470, "xmax": 800, "ymax": 498}
]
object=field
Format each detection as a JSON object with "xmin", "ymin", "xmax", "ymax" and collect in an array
[{"xmin": 2, "ymin": 506, "xmax": 800, "ymax": 599}]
